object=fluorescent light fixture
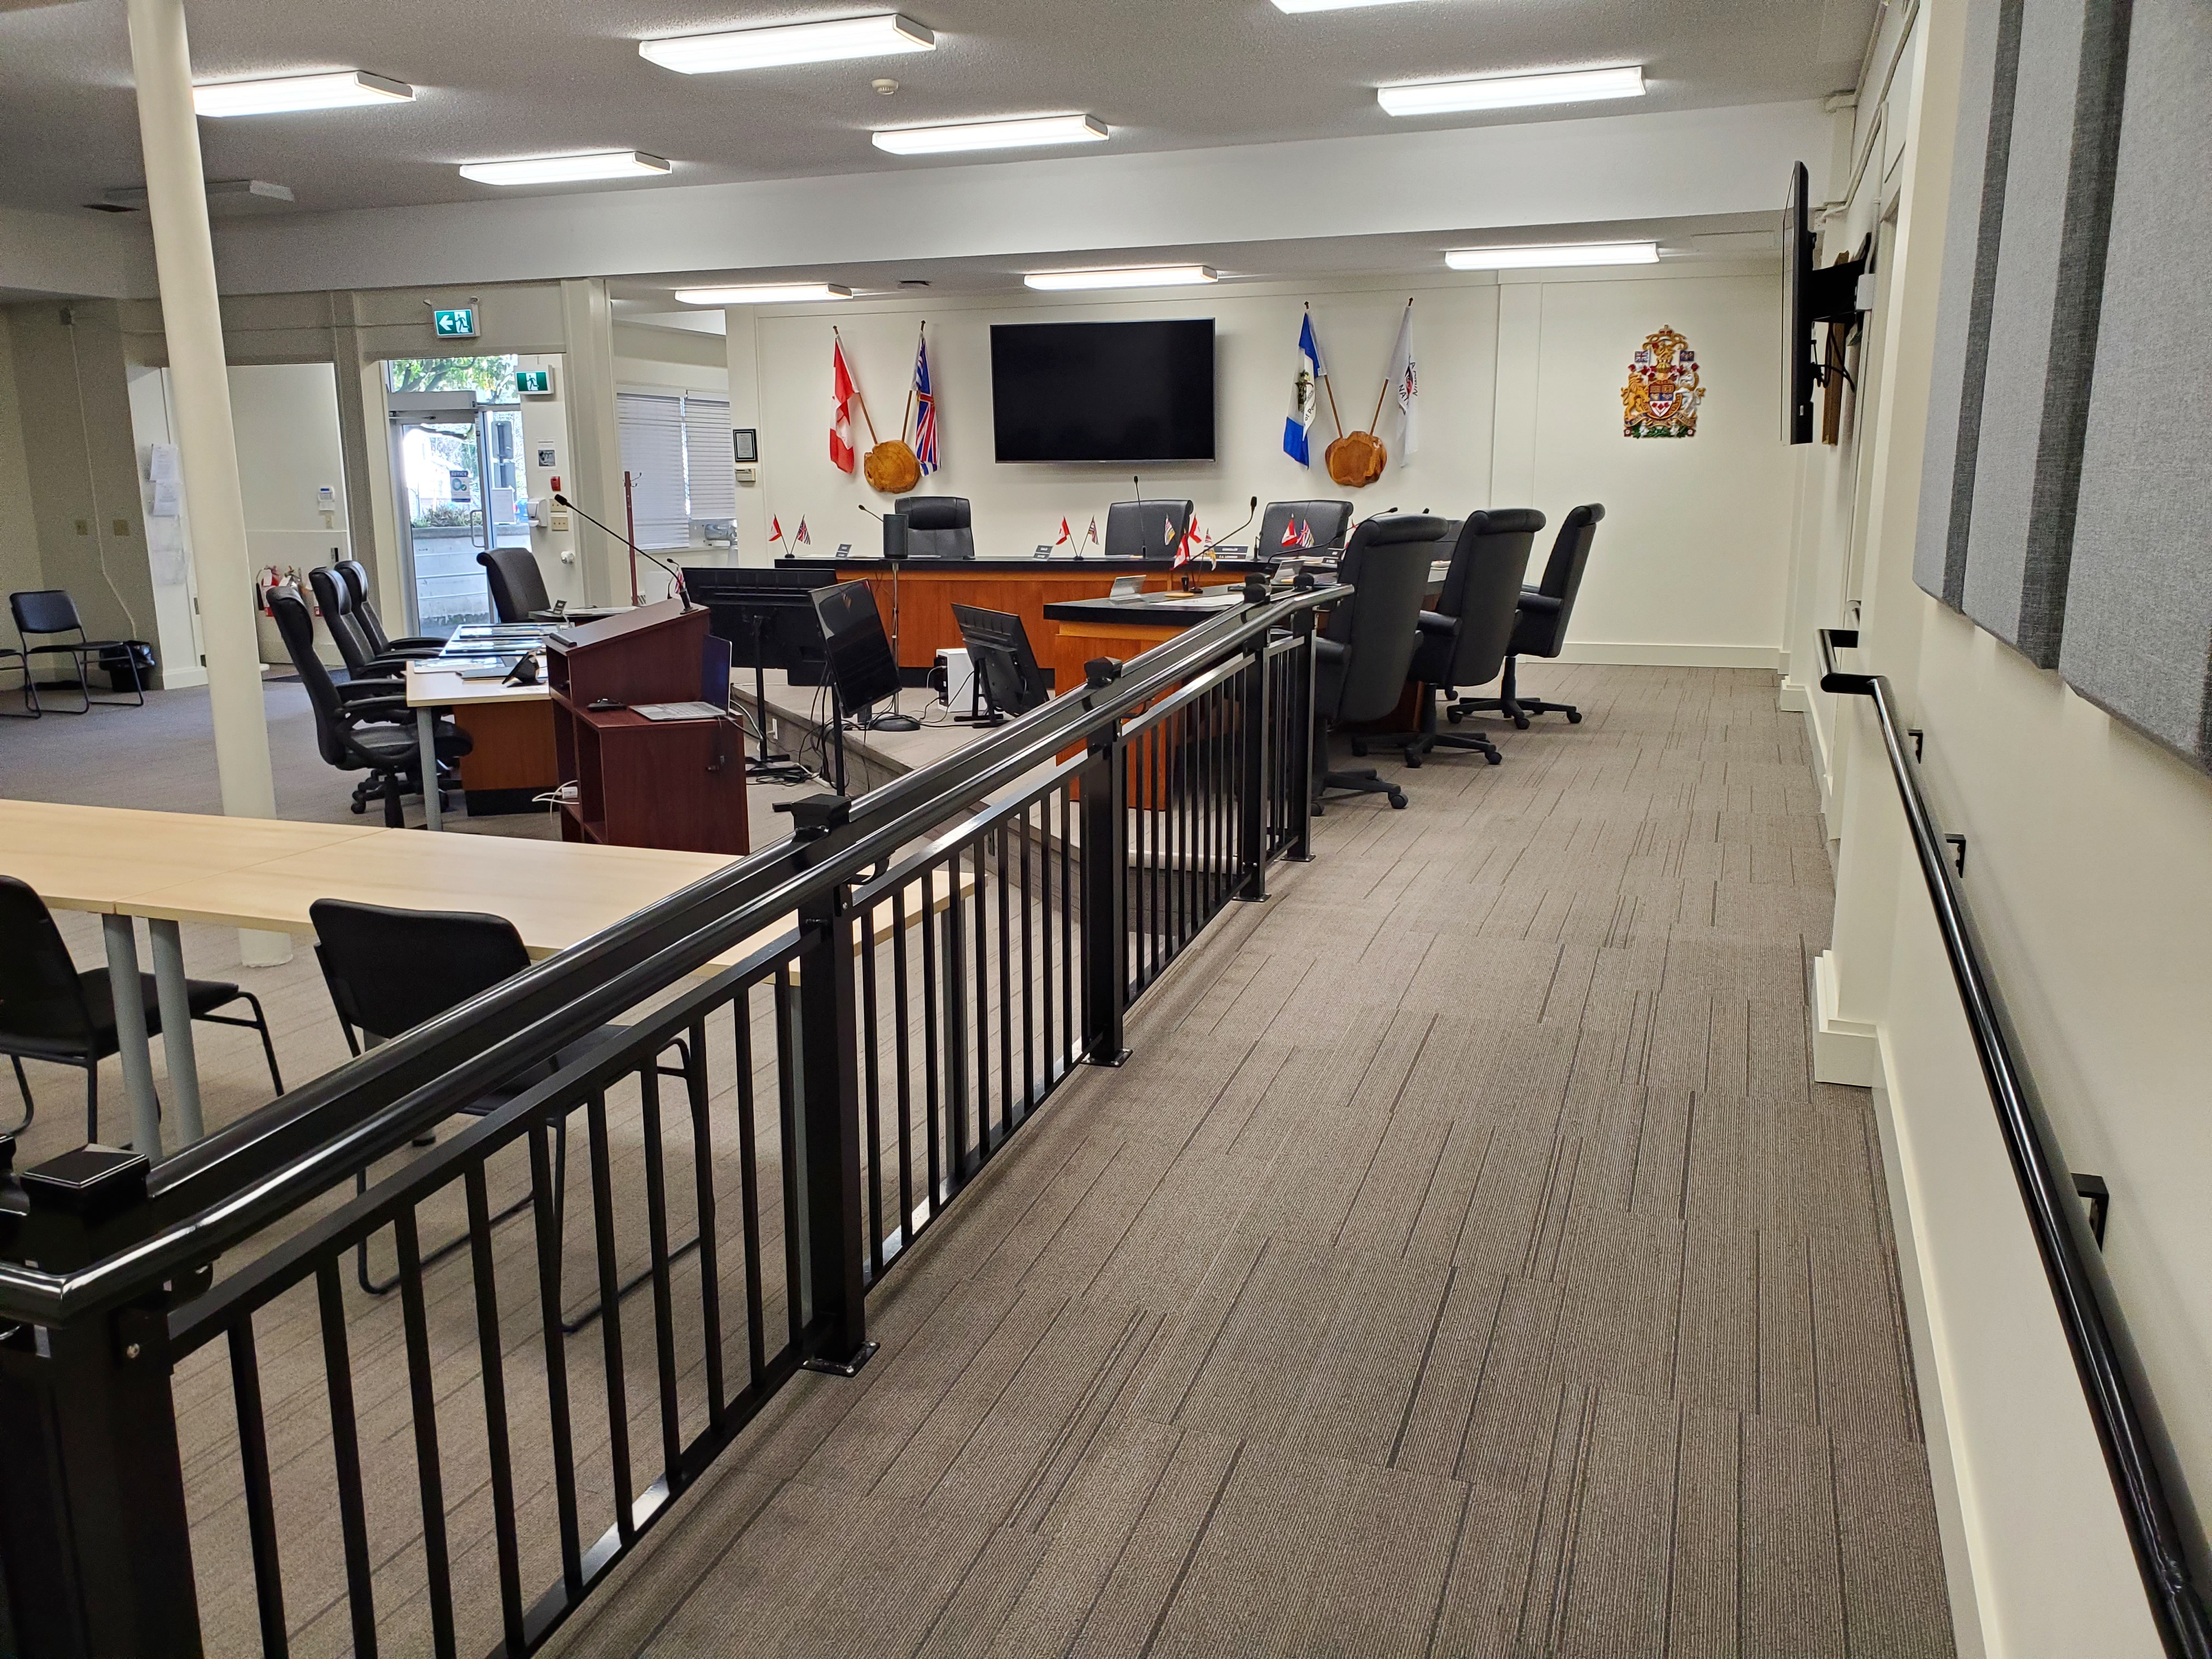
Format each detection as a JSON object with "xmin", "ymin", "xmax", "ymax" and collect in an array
[
  {"xmin": 458, "ymin": 151, "xmax": 672, "ymax": 185},
  {"xmin": 1024, "ymin": 265, "xmax": 1218, "ymax": 291},
  {"xmin": 674, "ymin": 283, "xmax": 854, "ymax": 304},
  {"xmin": 193, "ymin": 71, "xmax": 413, "ymax": 117},
  {"xmin": 873, "ymin": 114, "xmax": 1108, "ymax": 155},
  {"xmin": 1445, "ymin": 241, "xmax": 1658, "ymax": 270},
  {"xmin": 1271, "ymin": 0, "xmax": 1425, "ymax": 12},
  {"xmin": 640, "ymin": 14, "xmax": 935, "ymax": 73},
  {"xmin": 1378, "ymin": 65, "xmax": 1645, "ymax": 117}
]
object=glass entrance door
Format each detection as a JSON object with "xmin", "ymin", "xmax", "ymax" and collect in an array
[{"xmin": 385, "ymin": 356, "xmax": 534, "ymax": 635}]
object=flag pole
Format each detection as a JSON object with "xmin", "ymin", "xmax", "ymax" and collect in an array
[
  {"xmin": 834, "ymin": 326, "xmax": 881, "ymax": 445},
  {"xmin": 1369, "ymin": 297, "xmax": 1412, "ymax": 431}
]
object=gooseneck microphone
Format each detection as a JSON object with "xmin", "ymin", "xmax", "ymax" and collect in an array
[
  {"xmin": 1200, "ymin": 494, "xmax": 1260, "ymax": 562},
  {"xmin": 552, "ymin": 493, "xmax": 691, "ymax": 608},
  {"xmin": 1131, "ymin": 472, "xmax": 1149, "ymax": 560}
]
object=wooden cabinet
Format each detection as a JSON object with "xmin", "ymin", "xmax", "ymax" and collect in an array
[{"xmin": 546, "ymin": 600, "xmax": 749, "ymax": 855}]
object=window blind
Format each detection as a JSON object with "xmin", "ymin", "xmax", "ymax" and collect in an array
[
  {"xmin": 682, "ymin": 396, "xmax": 737, "ymax": 522},
  {"xmin": 614, "ymin": 391, "xmax": 689, "ymax": 550}
]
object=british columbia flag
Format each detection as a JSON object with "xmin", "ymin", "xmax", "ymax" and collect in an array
[{"xmin": 912, "ymin": 332, "xmax": 939, "ymax": 475}]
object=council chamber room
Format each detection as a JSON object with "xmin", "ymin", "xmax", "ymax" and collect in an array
[{"xmin": 0, "ymin": 0, "xmax": 2207, "ymax": 1655}]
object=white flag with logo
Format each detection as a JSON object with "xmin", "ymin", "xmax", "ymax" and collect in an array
[{"xmin": 1385, "ymin": 302, "xmax": 1419, "ymax": 455}]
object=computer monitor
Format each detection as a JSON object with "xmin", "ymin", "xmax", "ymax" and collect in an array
[
  {"xmin": 951, "ymin": 603, "xmax": 1056, "ymax": 723},
  {"xmin": 811, "ymin": 580, "xmax": 905, "ymax": 726},
  {"xmin": 685, "ymin": 565, "xmax": 833, "ymax": 686}
]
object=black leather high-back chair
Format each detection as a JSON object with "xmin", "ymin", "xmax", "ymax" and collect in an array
[
  {"xmin": 478, "ymin": 546, "xmax": 552, "ymax": 622},
  {"xmin": 1311, "ymin": 514, "xmax": 1446, "ymax": 810},
  {"xmin": 308, "ymin": 566, "xmax": 401, "ymax": 682},
  {"xmin": 1375, "ymin": 509, "xmax": 1543, "ymax": 768},
  {"xmin": 1104, "ymin": 499, "xmax": 1194, "ymax": 563},
  {"xmin": 1454, "ymin": 503, "xmax": 1603, "ymax": 728},
  {"xmin": 8, "ymin": 587, "xmax": 143, "ymax": 714},
  {"xmin": 0, "ymin": 873, "xmax": 281, "ymax": 1143},
  {"xmin": 336, "ymin": 560, "xmax": 444, "ymax": 657},
  {"xmin": 1257, "ymin": 500, "xmax": 1353, "ymax": 556},
  {"xmin": 269, "ymin": 586, "xmax": 470, "ymax": 825},
  {"xmin": 892, "ymin": 496, "xmax": 975, "ymax": 558}
]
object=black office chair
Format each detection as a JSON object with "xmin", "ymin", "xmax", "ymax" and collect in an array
[
  {"xmin": 479, "ymin": 546, "xmax": 553, "ymax": 623},
  {"xmin": 335, "ymin": 560, "xmax": 445, "ymax": 657},
  {"xmin": 1257, "ymin": 500, "xmax": 1353, "ymax": 556},
  {"xmin": 1104, "ymin": 499, "xmax": 1194, "ymax": 563},
  {"xmin": 268, "ymin": 586, "xmax": 471, "ymax": 826},
  {"xmin": 1312, "ymin": 514, "xmax": 1446, "ymax": 811},
  {"xmin": 8, "ymin": 589, "xmax": 145, "ymax": 714},
  {"xmin": 1365, "ymin": 510, "xmax": 1543, "ymax": 769},
  {"xmin": 0, "ymin": 874, "xmax": 282, "ymax": 1143},
  {"xmin": 312, "ymin": 898, "xmax": 690, "ymax": 1317},
  {"xmin": 308, "ymin": 566, "xmax": 422, "ymax": 685},
  {"xmin": 1451, "ymin": 503, "xmax": 1604, "ymax": 729},
  {"xmin": 892, "ymin": 496, "xmax": 976, "ymax": 558}
]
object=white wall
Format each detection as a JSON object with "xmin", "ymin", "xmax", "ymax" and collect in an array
[
  {"xmin": 735, "ymin": 265, "xmax": 1793, "ymax": 664},
  {"xmin": 0, "ymin": 321, "xmax": 42, "ymax": 608},
  {"xmin": 1788, "ymin": 0, "xmax": 2212, "ymax": 1651}
]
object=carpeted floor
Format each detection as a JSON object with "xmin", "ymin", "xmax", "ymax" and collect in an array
[{"xmin": 523, "ymin": 661, "xmax": 1958, "ymax": 1659}]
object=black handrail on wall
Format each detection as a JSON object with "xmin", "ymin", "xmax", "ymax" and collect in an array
[{"xmin": 1818, "ymin": 628, "xmax": 2211, "ymax": 1659}]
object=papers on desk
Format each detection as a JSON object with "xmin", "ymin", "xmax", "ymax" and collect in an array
[{"xmin": 632, "ymin": 701, "xmax": 729, "ymax": 722}]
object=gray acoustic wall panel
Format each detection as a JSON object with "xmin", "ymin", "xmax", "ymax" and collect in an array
[
  {"xmin": 1956, "ymin": 0, "xmax": 2131, "ymax": 665},
  {"xmin": 2059, "ymin": 0, "xmax": 2212, "ymax": 770},
  {"xmin": 1914, "ymin": 0, "xmax": 2019, "ymax": 611}
]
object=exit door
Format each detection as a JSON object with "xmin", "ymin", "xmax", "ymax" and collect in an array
[{"xmin": 388, "ymin": 392, "xmax": 532, "ymax": 633}]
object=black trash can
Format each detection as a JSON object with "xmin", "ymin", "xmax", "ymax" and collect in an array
[{"xmin": 94, "ymin": 639, "xmax": 157, "ymax": 691}]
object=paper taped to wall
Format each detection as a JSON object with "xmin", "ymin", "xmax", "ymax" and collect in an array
[{"xmin": 148, "ymin": 442, "xmax": 180, "ymax": 485}]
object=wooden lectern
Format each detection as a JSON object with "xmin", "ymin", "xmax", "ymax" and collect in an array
[{"xmin": 546, "ymin": 600, "xmax": 749, "ymax": 854}]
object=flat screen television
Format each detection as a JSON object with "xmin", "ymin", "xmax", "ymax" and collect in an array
[
  {"xmin": 991, "ymin": 319, "xmax": 1216, "ymax": 463},
  {"xmin": 1782, "ymin": 160, "xmax": 1816, "ymax": 445}
]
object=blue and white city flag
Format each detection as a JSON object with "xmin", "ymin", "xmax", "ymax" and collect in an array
[{"xmin": 1283, "ymin": 309, "xmax": 1325, "ymax": 466}]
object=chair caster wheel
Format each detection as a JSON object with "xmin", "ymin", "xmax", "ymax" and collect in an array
[
  {"xmin": 1514, "ymin": 716, "xmax": 1531, "ymax": 730},
  {"xmin": 1406, "ymin": 753, "xmax": 1421, "ymax": 769},
  {"xmin": 1567, "ymin": 710, "xmax": 1583, "ymax": 724},
  {"xmin": 350, "ymin": 800, "xmax": 368, "ymax": 815},
  {"xmin": 1446, "ymin": 707, "xmax": 1462, "ymax": 724},
  {"xmin": 1486, "ymin": 751, "xmax": 1503, "ymax": 766},
  {"xmin": 1387, "ymin": 791, "xmax": 1408, "ymax": 810}
]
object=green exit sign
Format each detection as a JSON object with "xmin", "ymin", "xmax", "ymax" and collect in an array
[
  {"xmin": 431, "ymin": 307, "xmax": 478, "ymax": 339},
  {"xmin": 515, "ymin": 367, "xmax": 552, "ymax": 396}
]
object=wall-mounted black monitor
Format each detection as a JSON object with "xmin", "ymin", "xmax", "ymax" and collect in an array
[
  {"xmin": 1784, "ymin": 161, "xmax": 1816, "ymax": 445},
  {"xmin": 991, "ymin": 319, "xmax": 1216, "ymax": 463}
]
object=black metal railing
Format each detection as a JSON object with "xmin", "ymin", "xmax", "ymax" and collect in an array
[
  {"xmin": 0, "ymin": 584, "xmax": 1338, "ymax": 1659},
  {"xmin": 1819, "ymin": 628, "xmax": 2211, "ymax": 1659}
]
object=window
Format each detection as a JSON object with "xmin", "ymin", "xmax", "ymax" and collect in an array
[{"xmin": 617, "ymin": 390, "xmax": 735, "ymax": 549}]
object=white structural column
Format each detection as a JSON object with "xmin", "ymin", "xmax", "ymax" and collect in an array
[
  {"xmin": 557, "ymin": 278, "xmax": 627, "ymax": 605},
  {"xmin": 126, "ymin": 0, "xmax": 291, "ymax": 969}
]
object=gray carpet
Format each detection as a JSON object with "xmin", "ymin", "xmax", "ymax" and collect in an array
[{"xmin": 524, "ymin": 663, "xmax": 1959, "ymax": 1659}]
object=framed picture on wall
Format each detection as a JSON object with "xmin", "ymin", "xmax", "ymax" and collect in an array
[{"xmin": 732, "ymin": 427, "xmax": 759, "ymax": 463}]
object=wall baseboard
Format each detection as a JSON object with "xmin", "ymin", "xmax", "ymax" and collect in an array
[
  {"xmin": 1551, "ymin": 641, "xmax": 1784, "ymax": 670},
  {"xmin": 1812, "ymin": 949, "xmax": 1879, "ymax": 1086},
  {"xmin": 1778, "ymin": 675, "xmax": 1812, "ymax": 712}
]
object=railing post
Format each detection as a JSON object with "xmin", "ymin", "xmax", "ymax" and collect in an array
[
  {"xmin": 1079, "ymin": 659, "xmax": 1130, "ymax": 1066},
  {"xmin": 1235, "ymin": 582, "xmax": 1271, "ymax": 901},
  {"xmin": 0, "ymin": 1146, "xmax": 205, "ymax": 1659},
  {"xmin": 1286, "ymin": 606, "xmax": 1319, "ymax": 862},
  {"xmin": 774, "ymin": 795, "xmax": 876, "ymax": 1376}
]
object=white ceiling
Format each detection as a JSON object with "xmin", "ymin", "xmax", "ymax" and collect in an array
[{"xmin": 0, "ymin": 0, "xmax": 1877, "ymax": 217}]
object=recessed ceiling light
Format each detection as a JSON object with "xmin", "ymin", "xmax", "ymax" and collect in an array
[
  {"xmin": 873, "ymin": 114, "xmax": 1109, "ymax": 155},
  {"xmin": 1024, "ymin": 265, "xmax": 1218, "ymax": 291},
  {"xmin": 640, "ymin": 14, "xmax": 935, "ymax": 74},
  {"xmin": 193, "ymin": 71, "xmax": 413, "ymax": 117},
  {"xmin": 459, "ymin": 152, "xmax": 672, "ymax": 185},
  {"xmin": 1445, "ymin": 241, "xmax": 1658, "ymax": 269},
  {"xmin": 1378, "ymin": 65, "xmax": 1646, "ymax": 117},
  {"xmin": 674, "ymin": 284, "xmax": 855, "ymax": 304}
]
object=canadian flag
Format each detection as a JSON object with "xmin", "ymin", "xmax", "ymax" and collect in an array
[
  {"xmin": 831, "ymin": 340, "xmax": 857, "ymax": 474},
  {"xmin": 1054, "ymin": 517, "xmax": 1071, "ymax": 548},
  {"xmin": 770, "ymin": 516, "xmax": 786, "ymax": 545},
  {"xmin": 1280, "ymin": 518, "xmax": 1299, "ymax": 549}
]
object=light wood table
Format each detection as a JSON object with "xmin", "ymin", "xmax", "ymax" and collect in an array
[
  {"xmin": 404, "ymin": 663, "xmax": 555, "ymax": 832},
  {"xmin": 0, "ymin": 801, "xmax": 384, "ymax": 1156}
]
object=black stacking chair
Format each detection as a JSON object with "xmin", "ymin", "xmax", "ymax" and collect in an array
[
  {"xmin": 1104, "ymin": 499, "xmax": 1194, "ymax": 563},
  {"xmin": 0, "ymin": 874, "xmax": 282, "ymax": 1143},
  {"xmin": 312, "ymin": 898, "xmax": 690, "ymax": 1320},
  {"xmin": 1363, "ymin": 509, "xmax": 1543, "ymax": 769},
  {"xmin": 0, "ymin": 633, "xmax": 31, "ymax": 719},
  {"xmin": 1257, "ymin": 499, "xmax": 1353, "ymax": 556},
  {"xmin": 478, "ymin": 546, "xmax": 553, "ymax": 622},
  {"xmin": 891, "ymin": 496, "xmax": 977, "ymax": 558},
  {"xmin": 1312, "ymin": 514, "xmax": 1445, "ymax": 811},
  {"xmin": 1452, "ymin": 503, "xmax": 1604, "ymax": 729},
  {"xmin": 268, "ymin": 586, "xmax": 470, "ymax": 825},
  {"xmin": 8, "ymin": 588, "xmax": 144, "ymax": 714},
  {"xmin": 336, "ymin": 560, "xmax": 445, "ymax": 656}
]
